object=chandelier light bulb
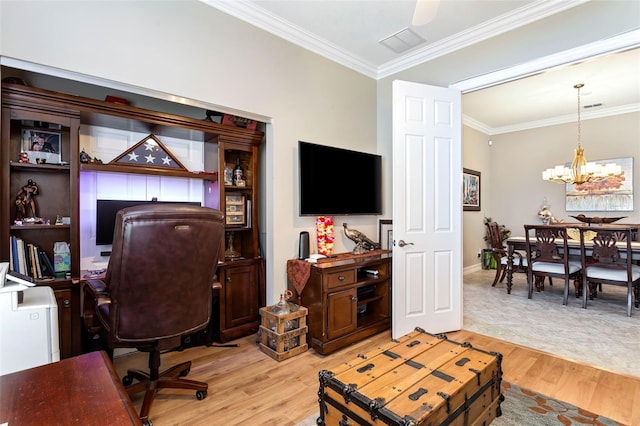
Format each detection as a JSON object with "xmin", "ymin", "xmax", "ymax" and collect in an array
[{"xmin": 541, "ymin": 83, "xmax": 624, "ymax": 187}]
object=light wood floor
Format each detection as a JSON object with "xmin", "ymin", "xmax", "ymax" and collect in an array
[{"xmin": 113, "ymin": 330, "xmax": 640, "ymax": 425}]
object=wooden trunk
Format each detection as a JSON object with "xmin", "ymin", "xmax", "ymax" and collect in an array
[{"xmin": 318, "ymin": 328, "xmax": 503, "ymax": 425}]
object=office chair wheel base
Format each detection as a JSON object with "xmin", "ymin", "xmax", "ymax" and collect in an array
[
  {"xmin": 196, "ymin": 390, "xmax": 207, "ymax": 400},
  {"xmin": 122, "ymin": 375, "xmax": 133, "ymax": 386}
]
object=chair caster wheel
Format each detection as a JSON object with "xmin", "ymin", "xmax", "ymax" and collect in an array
[
  {"xmin": 122, "ymin": 375, "xmax": 133, "ymax": 386},
  {"xmin": 179, "ymin": 368, "xmax": 190, "ymax": 377},
  {"xmin": 196, "ymin": 390, "xmax": 207, "ymax": 400},
  {"xmin": 143, "ymin": 420, "xmax": 152, "ymax": 426}
]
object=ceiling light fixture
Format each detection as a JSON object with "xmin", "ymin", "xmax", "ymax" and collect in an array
[{"xmin": 542, "ymin": 83, "xmax": 623, "ymax": 186}]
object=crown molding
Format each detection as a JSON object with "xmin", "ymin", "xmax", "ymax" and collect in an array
[
  {"xmin": 200, "ymin": 0, "xmax": 379, "ymax": 78},
  {"xmin": 462, "ymin": 115, "xmax": 493, "ymax": 135},
  {"xmin": 376, "ymin": 0, "xmax": 586, "ymax": 79},
  {"xmin": 468, "ymin": 103, "xmax": 640, "ymax": 136},
  {"xmin": 201, "ymin": 0, "xmax": 587, "ymax": 80}
]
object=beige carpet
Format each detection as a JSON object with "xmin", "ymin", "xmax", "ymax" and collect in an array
[{"xmin": 463, "ymin": 269, "xmax": 639, "ymax": 378}]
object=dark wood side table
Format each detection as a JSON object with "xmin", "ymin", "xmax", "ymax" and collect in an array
[{"xmin": 0, "ymin": 350, "xmax": 141, "ymax": 425}]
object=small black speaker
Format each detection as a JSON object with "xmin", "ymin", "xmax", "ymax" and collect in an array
[{"xmin": 299, "ymin": 231, "xmax": 310, "ymax": 259}]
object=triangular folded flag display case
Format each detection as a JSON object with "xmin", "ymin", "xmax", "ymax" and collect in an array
[{"xmin": 110, "ymin": 134, "xmax": 188, "ymax": 171}]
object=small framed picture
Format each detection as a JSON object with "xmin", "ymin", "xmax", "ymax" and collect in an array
[
  {"xmin": 21, "ymin": 129, "xmax": 62, "ymax": 165},
  {"xmin": 225, "ymin": 194, "xmax": 246, "ymax": 225},
  {"xmin": 378, "ymin": 219, "xmax": 393, "ymax": 251},
  {"xmin": 463, "ymin": 168, "xmax": 481, "ymax": 211}
]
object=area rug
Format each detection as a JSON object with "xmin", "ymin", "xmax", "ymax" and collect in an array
[
  {"xmin": 463, "ymin": 269, "xmax": 639, "ymax": 377},
  {"xmin": 297, "ymin": 381, "xmax": 623, "ymax": 425}
]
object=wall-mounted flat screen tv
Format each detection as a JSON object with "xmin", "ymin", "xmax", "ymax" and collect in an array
[
  {"xmin": 95, "ymin": 199, "xmax": 201, "ymax": 245},
  {"xmin": 299, "ymin": 141, "xmax": 382, "ymax": 216}
]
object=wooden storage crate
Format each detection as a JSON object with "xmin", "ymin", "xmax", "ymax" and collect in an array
[{"xmin": 259, "ymin": 305, "xmax": 308, "ymax": 361}]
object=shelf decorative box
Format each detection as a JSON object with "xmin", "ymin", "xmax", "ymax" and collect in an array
[{"xmin": 259, "ymin": 306, "xmax": 308, "ymax": 361}]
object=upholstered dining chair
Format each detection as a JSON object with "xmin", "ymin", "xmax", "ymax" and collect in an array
[
  {"xmin": 485, "ymin": 221, "xmax": 527, "ymax": 286},
  {"xmin": 524, "ymin": 225, "xmax": 582, "ymax": 305},
  {"xmin": 83, "ymin": 204, "xmax": 224, "ymax": 425},
  {"xmin": 578, "ymin": 226, "xmax": 640, "ymax": 317}
]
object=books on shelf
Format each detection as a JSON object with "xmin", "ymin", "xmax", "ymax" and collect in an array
[{"xmin": 8, "ymin": 236, "xmax": 56, "ymax": 280}]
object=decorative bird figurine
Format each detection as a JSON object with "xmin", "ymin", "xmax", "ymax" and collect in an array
[{"xmin": 342, "ymin": 223, "xmax": 379, "ymax": 254}]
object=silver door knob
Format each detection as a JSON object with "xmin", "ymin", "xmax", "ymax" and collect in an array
[{"xmin": 398, "ymin": 240, "xmax": 414, "ymax": 247}]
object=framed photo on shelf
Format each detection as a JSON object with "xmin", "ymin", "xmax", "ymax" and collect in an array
[
  {"xmin": 378, "ymin": 219, "xmax": 393, "ymax": 251},
  {"xmin": 21, "ymin": 129, "xmax": 62, "ymax": 165},
  {"xmin": 463, "ymin": 168, "xmax": 481, "ymax": 211},
  {"xmin": 225, "ymin": 194, "xmax": 246, "ymax": 226}
]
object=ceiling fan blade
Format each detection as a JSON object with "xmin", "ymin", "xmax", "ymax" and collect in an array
[{"xmin": 412, "ymin": 0, "xmax": 440, "ymax": 26}]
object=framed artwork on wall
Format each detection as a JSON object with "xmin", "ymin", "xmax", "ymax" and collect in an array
[
  {"xmin": 378, "ymin": 219, "xmax": 393, "ymax": 251},
  {"xmin": 463, "ymin": 168, "xmax": 481, "ymax": 211},
  {"xmin": 565, "ymin": 157, "xmax": 634, "ymax": 211}
]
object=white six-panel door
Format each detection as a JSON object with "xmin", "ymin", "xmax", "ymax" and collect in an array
[{"xmin": 392, "ymin": 80, "xmax": 462, "ymax": 338}]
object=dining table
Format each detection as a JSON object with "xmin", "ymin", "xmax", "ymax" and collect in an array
[{"xmin": 504, "ymin": 229, "xmax": 640, "ymax": 294}]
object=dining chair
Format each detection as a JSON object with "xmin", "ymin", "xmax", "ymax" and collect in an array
[
  {"xmin": 524, "ymin": 225, "xmax": 582, "ymax": 305},
  {"xmin": 578, "ymin": 226, "xmax": 640, "ymax": 317},
  {"xmin": 485, "ymin": 221, "xmax": 527, "ymax": 286}
]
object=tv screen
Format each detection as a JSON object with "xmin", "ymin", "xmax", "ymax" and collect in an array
[
  {"xmin": 95, "ymin": 199, "xmax": 201, "ymax": 245},
  {"xmin": 299, "ymin": 141, "xmax": 382, "ymax": 216}
]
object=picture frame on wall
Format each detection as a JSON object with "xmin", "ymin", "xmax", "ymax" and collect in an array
[
  {"xmin": 21, "ymin": 129, "xmax": 62, "ymax": 165},
  {"xmin": 225, "ymin": 194, "xmax": 246, "ymax": 226},
  {"xmin": 463, "ymin": 168, "xmax": 481, "ymax": 211},
  {"xmin": 378, "ymin": 219, "xmax": 393, "ymax": 251}
]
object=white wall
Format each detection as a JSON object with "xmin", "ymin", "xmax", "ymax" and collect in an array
[{"xmin": 0, "ymin": 0, "xmax": 378, "ymax": 304}]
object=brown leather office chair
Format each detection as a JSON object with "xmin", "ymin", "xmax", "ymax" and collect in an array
[
  {"xmin": 524, "ymin": 225, "xmax": 582, "ymax": 306},
  {"xmin": 579, "ymin": 226, "xmax": 640, "ymax": 317},
  {"xmin": 83, "ymin": 204, "xmax": 224, "ymax": 425}
]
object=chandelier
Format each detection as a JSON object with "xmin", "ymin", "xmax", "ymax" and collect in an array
[{"xmin": 542, "ymin": 83, "xmax": 623, "ymax": 185}]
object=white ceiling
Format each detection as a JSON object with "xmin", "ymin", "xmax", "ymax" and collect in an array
[{"xmin": 204, "ymin": 0, "xmax": 640, "ymax": 134}]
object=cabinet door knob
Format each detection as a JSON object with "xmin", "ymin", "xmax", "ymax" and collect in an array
[
  {"xmin": 62, "ymin": 299, "xmax": 71, "ymax": 308},
  {"xmin": 338, "ymin": 275, "xmax": 345, "ymax": 281},
  {"xmin": 226, "ymin": 276, "xmax": 232, "ymax": 282},
  {"xmin": 352, "ymin": 297, "xmax": 357, "ymax": 302}
]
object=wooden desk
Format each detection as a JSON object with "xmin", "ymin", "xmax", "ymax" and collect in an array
[
  {"xmin": 0, "ymin": 350, "xmax": 141, "ymax": 425},
  {"xmin": 505, "ymin": 234, "xmax": 640, "ymax": 294}
]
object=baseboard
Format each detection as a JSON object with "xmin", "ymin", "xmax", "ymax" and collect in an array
[{"xmin": 464, "ymin": 263, "xmax": 483, "ymax": 275}]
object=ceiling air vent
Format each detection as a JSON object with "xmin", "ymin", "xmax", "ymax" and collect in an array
[{"xmin": 379, "ymin": 28, "xmax": 426, "ymax": 54}]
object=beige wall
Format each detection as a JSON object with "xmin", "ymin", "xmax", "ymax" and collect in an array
[
  {"xmin": 0, "ymin": 0, "xmax": 378, "ymax": 303},
  {"xmin": 462, "ymin": 126, "xmax": 492, "ymax": 270},
  {"xmin": 2, "ymin": 1, "xmax": 638, "ymax": 298},
  {"xmin": 461, "ymin": 112, "xmax": 640, "ymax": 272},
  {"xmin": 489, "ymin": 112, "xmax": 640, "ymax": 238}
]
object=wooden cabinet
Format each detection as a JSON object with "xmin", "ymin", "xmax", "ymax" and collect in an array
[
  {"xmin": 289, "ymin": 252, "xmax": 391, "ymax": 355},
  {"xmin": 1, "ymin": 82, "xmax": 265, "ymax": 356},
  {"xmin": 1, "ymin": 98, "xmax": 82, "ymax": 358},
  {"xmin": 218, "ymin": 258, "xmax": 265, "ymax": 342}
]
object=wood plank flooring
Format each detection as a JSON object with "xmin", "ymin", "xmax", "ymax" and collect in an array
[{"xmin": 112, "ymin": 330, "xmax": 640, "ymax": 425}]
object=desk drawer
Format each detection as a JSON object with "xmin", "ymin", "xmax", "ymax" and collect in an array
[{"xmin": 326, "ymin": 269, "xmax": 356, "ymax": 289}]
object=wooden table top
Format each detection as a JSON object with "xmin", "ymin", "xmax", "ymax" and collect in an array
[{"xmin": 0, "ymin": 350, "xmax": 141, "ymax": 425}]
